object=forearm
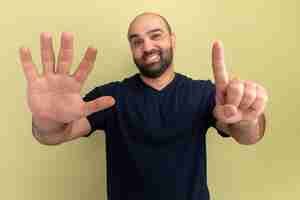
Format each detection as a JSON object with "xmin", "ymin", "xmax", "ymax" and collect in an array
[
  {"xmin": 32, "ymin": 116, "xmax": 72, "ymax": 145},
  {"xmin": 217, "ymin": 114, "xmax": 266, "ymax": 145}
]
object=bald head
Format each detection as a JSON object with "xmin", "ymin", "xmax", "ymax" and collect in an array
[{"xmin": 128, "ymin": 12, "xmax": 172, "ymax": 40}]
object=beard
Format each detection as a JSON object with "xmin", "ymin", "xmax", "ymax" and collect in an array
[{"xmin": 133, "ymin": 47, "xmax": 173, "ymax": 79}]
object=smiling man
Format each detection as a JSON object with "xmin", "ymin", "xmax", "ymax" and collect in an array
[
  {"xmin": 128, "ymin": 14, "xmax": 174, "ymax": 80},
  {"xmin": 20, "ymin": 12, "xmax": 268, "ymax": 200}
]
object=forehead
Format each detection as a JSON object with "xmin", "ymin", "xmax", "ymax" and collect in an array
[{"xmin": 128, "ymin": 14, "xmax": 168, "ymax": 37}]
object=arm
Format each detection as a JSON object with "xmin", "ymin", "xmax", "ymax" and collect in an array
[
  {"xmin": 216, "ymin": 113, "xmax": 266, "ymax": 145},
  {"xmin": 211, "ymin": 41, "xmax": 268, "ymax": 145}
]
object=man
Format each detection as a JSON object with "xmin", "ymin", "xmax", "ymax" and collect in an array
[{"xmin": 20, "ymin": 13, "xmax": 268, "ymax": 200}]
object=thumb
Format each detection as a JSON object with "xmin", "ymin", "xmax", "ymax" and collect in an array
[
  {"xmin": 84, "ymin": 96, "xmax": 116, "ymax": 116},
  {"xmin": 213, "ymin": 104, "xmax": 241, "ymax": 124}
]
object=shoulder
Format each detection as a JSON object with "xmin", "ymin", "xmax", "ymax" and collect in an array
[
  {"xmin": 85, "ymin": 81, "xmax": 120, "ymax": 97},
  {"xmin": 176, "ymin": 73, "xmax": 215, "ymax": 92},
  {"xmin": 83, "ymin": 74, "xmax": 140, "ymax": 101},
  {"xmin": 175, "ymin": 73, "xmax": 216, "ymax": 111}
]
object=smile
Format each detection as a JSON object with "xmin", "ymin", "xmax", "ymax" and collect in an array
[{"xmin": 144, "ymin": 54, "xmax": 160, "ymax": 64}]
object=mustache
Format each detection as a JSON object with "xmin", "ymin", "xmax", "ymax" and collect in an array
[{"xmin": 142, "ymin": 49, "xmax": 161, "ymax": 60}]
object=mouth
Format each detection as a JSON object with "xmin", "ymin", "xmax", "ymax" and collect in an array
[{"xmin": 143, "ymin": 54, "xmax": 160, "ymax": 65}]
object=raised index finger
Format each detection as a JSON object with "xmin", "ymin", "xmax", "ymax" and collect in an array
[{"xmin": 212, "ymin": 41, "xmax": 229, "ymax": 88}]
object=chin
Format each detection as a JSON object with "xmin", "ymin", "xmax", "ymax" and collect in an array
[{"xmin": 141, "ymin": 66, "xmax": 169, "ymax": 79}]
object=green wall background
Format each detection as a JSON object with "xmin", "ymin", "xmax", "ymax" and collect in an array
[{"xmin": 1, "ymin": 0, "xmax": 299, "ymax": 199}]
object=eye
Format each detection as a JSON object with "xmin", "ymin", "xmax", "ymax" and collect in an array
[
  {"xmin": 132, "ymin": 39, "xmax": 143, "ymax": 47},
  {"xmin": 151, "ymin": 33, "xmax": 162, "ymax": 40}
]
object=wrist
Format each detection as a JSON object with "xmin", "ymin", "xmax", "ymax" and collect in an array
[
  {"xmin": 32, "ymin": 115, "xmax": 67, "ymax": 134},
  {"xmin": 229, "ymin": 118, "xmax": 258, "ymax": 129}
]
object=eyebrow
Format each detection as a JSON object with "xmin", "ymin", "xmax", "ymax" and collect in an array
[{"xmin": 128, "ymin": 28, "xmax": 163, "ymax": 41}]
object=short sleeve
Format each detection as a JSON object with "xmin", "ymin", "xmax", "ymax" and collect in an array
[
  {"xmin": 205, "ymin": 80, "xmax": 230, "ymax": 138},
  {"xmin": 82, "ymin": 82, "xmax": 118, "ymax": 137}
]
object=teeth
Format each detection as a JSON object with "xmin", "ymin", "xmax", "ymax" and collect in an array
[{"xmin": 146, "ymin": 54, "xmax": 159, "ymax": 62}]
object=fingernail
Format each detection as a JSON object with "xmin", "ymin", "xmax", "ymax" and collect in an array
[{"xmin": 224, "ymin": 107, "xmax": 235, "ymax": 117}]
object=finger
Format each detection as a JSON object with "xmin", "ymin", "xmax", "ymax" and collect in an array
[
  {"xmin": 225, "ymin": 78, "xmax": 244, "ymax": 107},
  {"xmin": 212, "ymin": 41, "xmax": 229, "ymax": 89},
  {"xmin": 56, "ymin": 32, "xmax": 74, "ymax": 74},
  {"xmin": 245, "ymin": 85, "xmax": 268, "ymax": 120},
  {"xmin": 19, "ymin": 47, "xmax": 39, "ymax": 82},
  {"xmin": 84, "ymin": 96, "xmax": 115, "ymax": 116},
  {"xmin": 213, "ymin": 104, "xmax": 242, "ymax": 124},
  {"xmin": 239, "ymin": 80, "xmax": 256, "ymax": 110},
  {"xmin": 72, "ymin": 47, "xmax": 97, "ymax": 86},
  {"xmin": 40, "ymin": 32, "xmax": 55, "ymax": 74}
]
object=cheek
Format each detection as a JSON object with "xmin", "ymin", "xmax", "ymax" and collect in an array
[
  {"xmin": 160, "ymin": 39, "xmax": 172, "ymax": 48},
  {"xmin": 159, "ymin": 44, "xmax": 172, "ymax": 54},
  {"xmin": 131, "ymin": 49, "xmax": 143, "ymax": 60}
]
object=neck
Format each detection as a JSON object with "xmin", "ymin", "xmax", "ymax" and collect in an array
[{"xmin": 140, "ymin": 66, "xmax": 175, "ymax": 91}]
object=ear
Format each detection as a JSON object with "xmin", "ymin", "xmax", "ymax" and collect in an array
[{"xmin": 170, "ymin": 32, "xmax": 176, "ymax": 50}]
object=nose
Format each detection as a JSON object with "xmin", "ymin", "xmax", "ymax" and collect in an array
[{"xmin": 143, "ymin": 38, "xmax": 155, "ymax": 52}]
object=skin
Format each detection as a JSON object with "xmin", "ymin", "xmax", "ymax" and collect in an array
[
  {"xmin": 20, "ymin": 12, "xmax": 268, "ymax": 145},
  {"xmin": 211, "ymin": 41, "xmax": 268, "ymax": 144},
  {"xmin": 20, "ymin": 33, "xmax": 115, "ymax": 145}
]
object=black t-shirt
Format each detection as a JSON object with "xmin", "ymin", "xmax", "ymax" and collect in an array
[{"xmin": 83, "ymin": 73, "xmax": 228, "ymax": 200}]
